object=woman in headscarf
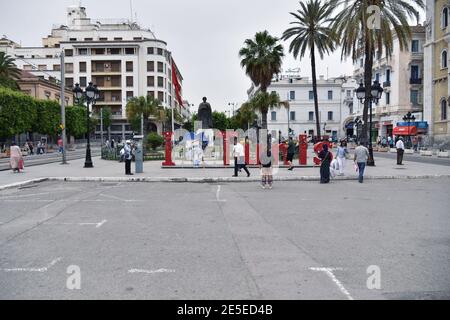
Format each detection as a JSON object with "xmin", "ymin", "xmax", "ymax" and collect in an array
[
  {"xmin": 318, "ymin": 143, "xmax": 332, "ymax": 184},
  {"xmin": 9, "ymin": 142, "xmax": 23, "ymax": 173}
]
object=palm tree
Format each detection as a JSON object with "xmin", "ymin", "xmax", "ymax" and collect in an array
[
  {"xmin": 236, "ymin": 102, "xmax": 258, "ymax": 130},
  {"xmin": 125, "ymin": 95, "xmax": 161, "ymax": 136},
  {"xmin": 0, "ymin": 52, "xmax": 21, "ymax": 89},
  {"xmin": 239, "ymin": 31, "xmax": 284, "ymax": 129},
  {"xmin": 282, "ymin": 0, "xmax": 336, "ymax": 140},
  {"xmin": 331, "ymin": 0, "xmax": 424, "ymax": 143}
]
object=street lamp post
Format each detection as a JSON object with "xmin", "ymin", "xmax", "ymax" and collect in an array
[
  {"xmin": 356, "ymin": 80, "xmax": 383, "ymax": 166},
  {"xmin": 73, "ymin": 82, "xmax": 99, "ymax": 168},
  {"xmin": 403, "ymin": 112, "xmax": 416, "ymax": 149},
  {"xmin": 355, "ymin": 117, "xmax": 363, "ymax": 144}
]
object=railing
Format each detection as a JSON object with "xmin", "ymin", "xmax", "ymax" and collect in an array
[
  {"xmin": 410, "ymin": 78, "xmax": 422, "ymax": 85},
  {"xmin": 383, "ymin": 81, "xmax": 391, "ymax": 87}
]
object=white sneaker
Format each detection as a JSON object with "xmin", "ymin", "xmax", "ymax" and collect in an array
[
  {"xmin": 268, "ymin": 185, "xmax": 273, "ymax": 189},
  {"xmin": 261, "ymin": 185, "xmax": 266, "ymax": 189}
]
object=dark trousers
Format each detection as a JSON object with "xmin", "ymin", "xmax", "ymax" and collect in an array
[
  {"xmin": 234, "ymin": 157, "xmax": 250, "ymax": 176},
  {"xmin": 397, "ymin": 149, "xmax": 404, "ymax": 165},
  {"xmin": 125, "ymin": 159, "xmax": 132, "ymax": 174}
]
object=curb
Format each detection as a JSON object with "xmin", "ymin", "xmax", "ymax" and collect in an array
[{"xmin": 1, "ymin": 174, "xmax": 450, "ymax": 190}]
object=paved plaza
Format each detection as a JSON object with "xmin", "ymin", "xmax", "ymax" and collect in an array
[{"xmin": 0, "ymin": 176, "xmax": 449, "ymax": 299}]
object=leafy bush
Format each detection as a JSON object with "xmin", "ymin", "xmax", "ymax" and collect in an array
[{"xmin": 146, "ymin": 132, "xmax": 164, "ymax": 150}]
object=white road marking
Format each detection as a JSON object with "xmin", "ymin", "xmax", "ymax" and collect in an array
[
  {"xmin": 99, "ymin": 193, "xmax": 144, "ymax": 202},
  {"xmin": 309, "ymin": 267, "xmax": 354, "ymax": 300},
  {"xmin": 44, "ymin": 220, "xmax": 107, "ymax": 228},
  {"xmin": 2, "ymin": 257, "xmax": 62, "ymax": 273},
  {"xmin": 128, "ymin": 268, "xmax": 175, "ymax": 274},
  {"xmin": 210, "ymin": 185, "xmax": 226, "ymax": 203}
]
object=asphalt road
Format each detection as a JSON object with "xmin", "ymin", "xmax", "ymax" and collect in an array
[
  {"xmin": 0, "ymin": 148, "xmax": 101, "ymax": 171},
  {"xmin": 0, "ymin": 179, "xmax": 449, "ymax": 300},
  {"xmin": 374, "ymin": 151, "xmax": 450, "ymax": 166}
]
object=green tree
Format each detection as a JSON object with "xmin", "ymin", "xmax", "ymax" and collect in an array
[
  {"xmin": 33, "ymin": 100, "xmax": 61, "ymax": 138},
  {"xmin": 249, "ymin": 91, "xmax": 288, "ymax": 131},
  {"xmin": 211, "ymin": 111, "xmax": 229, "ymax": 131},
  {"xmin": 126, "ymin": 96, "xmax": 161, "ymax": 136},
  {"xmin": 146, "ymin": 132, "xmax": 164, "ymax": 150},
  {"xmin": 235, "ymin": 102, "xmax": 258, "ymax": 130},
  {"xmin": 331, "ymin": 0, "xmax": 424, "ymax": 143},
  {"xmin": 239, "ymin": 31, "xmax": 284, "ymax": 129},
  {"xmin": 282, "ymin": 0, "xmax": 336, "ymax": 139},
  {"xmin": 66, "ymin": 105, "xmax": 87, "ymax": 138},
  {"xmin": 0, "ymin": 52, "xmax": 20, "ymax": 90},
  {"xmin": 0, "ymin": 87, "xmax": 37, "ymax": 139}
]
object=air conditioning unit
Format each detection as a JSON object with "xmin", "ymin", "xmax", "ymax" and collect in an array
[
  {"xmin": 104, "ymin": 63, "xmax": 109, "ymax": 68},
  {"xmin": 107, "ymin": 76, "xmax": 110, "ymax": 81}
]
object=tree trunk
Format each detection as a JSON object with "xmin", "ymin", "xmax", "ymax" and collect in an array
[
  {"xmin": 261, "ymin": 111, "xmax": 268, "ymax": 130},
  {"xmin": 362, "ymin": 32, "xmax": 374, "ymax": 145},
  {"xmin": 311, "ymin": 45, "xmax": 321, "ymax": 140}
]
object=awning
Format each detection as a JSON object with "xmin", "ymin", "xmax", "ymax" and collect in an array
[{"xmin": 393, "ymin": 126, "xmax": 417, "ymax": 136}]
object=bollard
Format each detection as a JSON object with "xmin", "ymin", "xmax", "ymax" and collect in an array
[
  {"xmin": 223, "ymin": 131, "xmax": 229, "ymax": 166},
  {"xmin": 162, "ymin": 132, "xmax": 175, "ymax": 166}
]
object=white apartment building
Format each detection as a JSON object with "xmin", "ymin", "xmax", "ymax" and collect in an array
[
  {"xmin": 264, "ymin": 74, "xmax": 357, "ymax": 141},
  {"xmin": 0, "ymin": 5, "xmax": 185, "ymax": 141},
  {"xmin": 351, "ymin": 25, "xmax": 426, "ymax": 141}
]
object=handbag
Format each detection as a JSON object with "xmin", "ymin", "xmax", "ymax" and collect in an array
[
  {"xmin": 18, "ymin": 158, "xmax": 24, "ymax": 170},
  {"xmin": 353, "ymin": 163, "xmax": 359, "ymax": 172}
]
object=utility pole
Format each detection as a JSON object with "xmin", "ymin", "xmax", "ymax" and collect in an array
[
  {"xmin": 100, "ymin": 107, "xmax": 104, "ymax": 145},
  {"xmin": 60, "ymin": 51, "xmax": 67, "ymax": 164}
]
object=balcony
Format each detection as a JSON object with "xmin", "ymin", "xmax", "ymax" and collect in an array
[
  {"xmin": 383, "ymin": 81, "xmax": 391, "ymax": 87},
  {"xmin": 410, "ymin": 78, "xmax": 422, "ymax": 85}
]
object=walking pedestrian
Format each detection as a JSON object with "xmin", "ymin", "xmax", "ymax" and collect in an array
[
  {"xmin": 28, "ymin": 140, "xmax": 34, "ymax": 155},
  {"xmin": 388, "ymin": 136, "xmax": 393, "ymax": 148},
  {"xmin": 260, "ymin": 144, "xmax": 274, "ymax": 189},
  {"xmin": 232, "ymin": 137, "xmax": 250, "ymax": 177},
  {"xmin": 9, "ymin": 142, "xmax": 23, "ymax": 173},
  {"xmin": 336, "ymin": 140, "xmax": 349, "ymax": 176},
  {"xmin": 318, "ymin": 144, "xmax": 332, "ymax": 184},
  {"xmin": 286, "ymin": 136, "xmax": 296, "ymax": 171},
  {"xmin": 124, "ymin": 140, "xmax": 133, "ymax": 175},
  {"xmin": 354, "ymin": 142, "xmax": 369, "ymax": 183},
  {"xmin": 57, "ymin": 136, "xmax": 63, "ymax": 153},
  {"xmin": 111, "ymin": 139, "xmax": 115, "ymax": 149},
  {"xmin": 396, "ymin": 136, "xmax": 405, "ymax": 165}
]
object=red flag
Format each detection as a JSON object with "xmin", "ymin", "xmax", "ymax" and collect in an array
[{"xmin": 171, "ymin": 59, "xmax": 183, "ymax": 106}]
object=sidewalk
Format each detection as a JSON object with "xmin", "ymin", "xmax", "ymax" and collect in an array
[{"xmin": 1, "ymin": 154, "xmax": 450, "ymax": 190}]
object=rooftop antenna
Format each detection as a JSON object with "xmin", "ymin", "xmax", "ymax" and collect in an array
[{"xmin": 130, "ymin": 0, "xmax": 133, "ymax": 22}]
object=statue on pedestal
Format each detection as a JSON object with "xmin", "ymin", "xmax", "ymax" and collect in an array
[{"xmin": 198, "ymin": 97, "xmax": 213, "ymax": 129}]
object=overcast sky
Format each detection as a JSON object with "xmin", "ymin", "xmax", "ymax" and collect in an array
[{"xmin": 0, "ymin": 0, "xmax": 423, "ymax": 113}]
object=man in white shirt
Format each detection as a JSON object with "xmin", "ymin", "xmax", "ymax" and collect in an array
[
  {"xmin": 396, "ymin": 136, "xmax": 405, "ymax": 165},
  {"xmin": 232, "ymin": 137, "xmax": 250, "ymax": 177}
]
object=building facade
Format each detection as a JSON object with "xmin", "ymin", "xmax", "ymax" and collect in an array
[
  {"xmin": 351, "ymin": 25, "xmax": 426, "ymax": 142},
  {"xmin": 424, "ymin": 0, "xmax": 450, "ymax": 147},
  {"xmin": 265, "ymin": 74, "xmax": 357, "ymax": 141},
  {"xmin": 0, "ymin": 5, "xmax": 185, "ymax": 141}
]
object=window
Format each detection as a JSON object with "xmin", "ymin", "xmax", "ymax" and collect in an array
[
  {"xmin": 114, "ymin": 37, "xmax": 123, "ymax": 41},
  {"xmin": 385, "ymin": 92, "xmax": 390, "ymax": 105},
  {"xmin": 271, "ymin": 111, "xmax": 277, "ymax": 121},
  {"xmin": 375, "ymin": 73, "xmax": 380, "ymax": 82},
  {"xmin": 328, "ymin": 111, "xmax": 333, "ymax": 121},
  {"xmin": 65, "ymin": 63, "xmax": 73, "ymax": 73},
  {"xmin": 65, "ymin": 77, "xmax": 73, "ymax": 88},
  {"xmin": 147, "ymin": 61, "xmax": 154, "ymax": 72},
  {"xmin": 441, "ymin": 99, "xmax": 448, "ymax": 120},
  {"xmin": 108, "ymin": 48, "xmax": 121, "ymax": 55},
  {"xmin": 158, "ymin": 91, "xmax": 164, "ymax": 102},
  {"xmin": 360, "ymin": 58, "xmax": 363, "ymax": 67},
  {"xmin": 64, "ymin": 49, "xmax": 73, "ymax": 57},
  {"xmin": 442, "ymin": 7, "xmax": 449, "ymax": 29},
  {"xmin": 84, "ymin": 38, "xmax": 93, "ymax": 41},
  {"xmin": 38, "ymin": 64, "xmax": 46, "ymax": 70},
  {"xmin": 79, "ymin": 76, "xmax": 87, "ymax": 87},
  {"xmin": 411, "ymin": 65, "xmax": 419, "ymax": 79},
  {"xmin": 79, "ymin": 62, "xmax": 86, "ymax": 72},
  {"xmin": 46, "ymin": 55, "xmax": 53, "ymax": 58},
  {"xmin": 309, "ymin": 112, "xmax": 314, "ymax": 121},
  {"xmin": 147, "ymin": 47, "xmax": 154, "ymax": 54},
  {"xmin": 69, "ymin": 38, "xmax": 77, "ymax": 41},
  {"xmin": 44, "ymin": 91, "xmax": 51, "ymax": 99},
  {"xmin": 147, "ymin": 76, "xmax": 155, "ymax": 87},
  {"xmin": 157, "ymin": 76, "xmax": 164, "ymax": 87},
  {"xmin": 386, "ymin": 69, "xmax": 391, "ymax": 82},
  {"xmin": 99, "ymin": 37, "xmax": 108, "ymax": 41},
  {"xmin": 53, "ymin": 64, "xmax": 60, "ymax": 71},
  {"xmin": 126, "ymin": 76, "xmax": 133, "ymax": 87},
  {"xmin": 157, "ymin": 62, "xmax": 164, "ymax": 73},
  {"xmin": 410, "ymin": 90, "xmax": 419, "ymax": 105},
  {"xmin": 442, "ymin": 50, "xmax": 448, "ymax": 69},
  {"xmin": 133, "ymin": 37, "xmax": 142, "ymax": 40},
  {"xmin": 126, "ymin": 61, "xmax": 133, "ymax": 72},
  {"xmin": 309, "ymin": 91, "xmax": 314, "ymax": 100},
  {"xmin": 147, "ymin": 91, "xmax": 155, "ymax": 98},
  {"xmin": 411, "ymin": 40, "xmax": 419, "ymax": 53},
  {"xmin": 290, "ymin": 111, "xmax": 296, "ymax": 121},
  {"xmin": 125, "ymin": 48, "xmax": 135, "ymax": 55},
  {"xmin": 157, "ymin": 48, "xmax": 163, "ymax": 55},
  {"xmin": 93, "ymin": 48, "xmax": 105, "ymax": 55},
  {"xmin": 289, "ymin": 91, "xmax": 295, "ymax": 100},
  {"xmin": 346, "ymin": 90, "xmax": 352, "ymax": 97},
  {"xmin": 328, "ymin": 90, "xmax": 333, "ymax": 100},
  {"xmin": 126, "ymin": 91, "xmax": 134, "ymax": 101},
  {"xmin": 78, "ymin": 48, "xmax": 88, "ymax": 55}
]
